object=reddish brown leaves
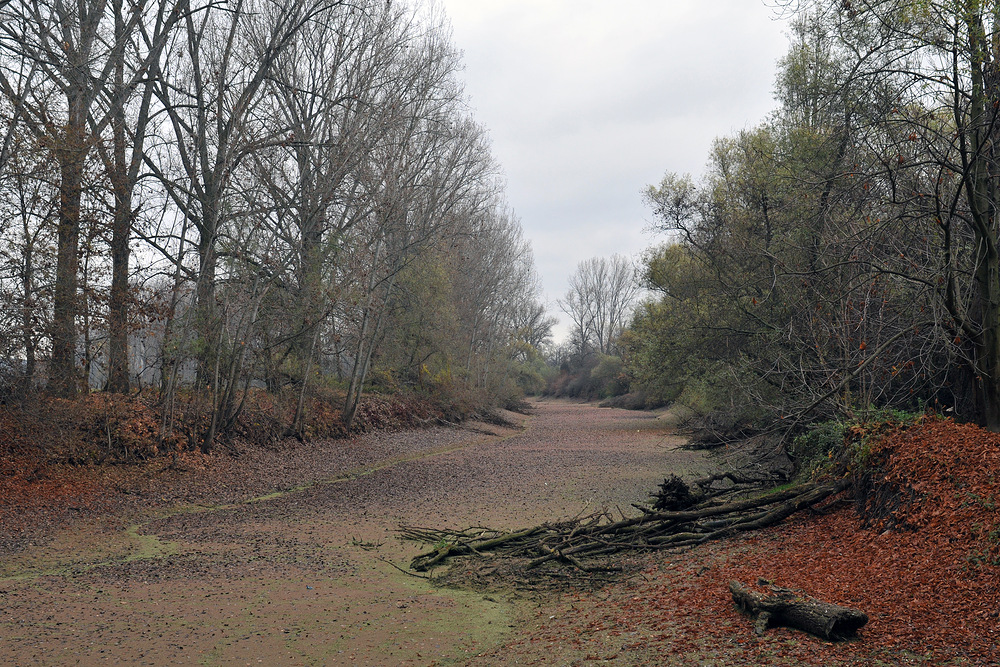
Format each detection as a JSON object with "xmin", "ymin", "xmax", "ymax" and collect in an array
[
  {"xmin": 0, "ymin": 452, "xmax": 100, "ymax": 535},
  {"xmin": 492, "ymin": 418, "xmax": 1000, "ymax": 665},
  {"xmin": 707, "ymin": 419, "xmax": 999, "ymax": 661},
  {"xmin": 662, "ymin": 419, "xmax": 999, "ymax": 662}
]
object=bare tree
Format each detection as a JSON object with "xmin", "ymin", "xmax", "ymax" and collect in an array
[
  {"xmin": 0, "ymin": 0, "xmax": 187, "ymax": 396},
  {"xmin": 560, "ymin": 255, "xmax": 639, "ymax": 359},
  {"xmin": 0, "ymin": 0, "xmax": 548, "ymax": 444},
  {"xmin": 451, "ymin": 205, "xmax": 536, "ymax": 388},
  {"xmin": 339, "ymin": 24, "xmax": 486, "ymax": 428},
  {"xmin": 99, "ymin": 0, "xmax": 189, "ymax": 393},
  {"xmin": 247, "ymin": 0, "xmax": 415, "ymax": 396},
  {"xmin": 0, "ymin": 113, "xmax": 57, "ymax": 389},
  {"xmin": 146, "ymin": 0, "xmax": 339, "ymax": 384}
]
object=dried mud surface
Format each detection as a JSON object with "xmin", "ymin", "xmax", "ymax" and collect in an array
[
  {"xmin": 0, "ymin": 399, "xmax": 708, "ymax": 665},
  {"xmin": 8, "ymin": 402, "xmax": 989, "ymax": 666}
]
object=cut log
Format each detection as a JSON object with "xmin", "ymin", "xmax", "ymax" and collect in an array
[{"xmin": 729, "ymin": 580, "xmax": 868, "ymax": 640}]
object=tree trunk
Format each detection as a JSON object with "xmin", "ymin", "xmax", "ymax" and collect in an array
[
  {"xmin": 343, "ymin": 284, "xmax": 393, "ymax": 430},
  {"xmin": 105, "ymin": 22, "xmax": 134, "ymax": 395},
  {"xmin": 966, "ymin": 10, "xmax": 1000, "ymax": 430},
  {"xmin": 21, "ymin": 235, "xmax": 36, "ymax": 388},
  {"xmin": 729, "ymin": 580, "xmax": 868, "ymax": 640},
  {"xmin": 292, "ymin": 327, "xmax": 319, "ymax": 438},
  {"xmin": 106, "ymin": 140, "xmax": 132, "ymax": 394},
  {"xmin": 195, "ymin": 217, "xmax": 219, "ymax": 386},
  {"xmin": 978, "ymin": 250, "xmax": 1000, "ymax": 430},
  {"xmin": 49, "ymin": 125, "xmax": 86, "ymax": 398},
  {"xmin": 343, "ymin": 237, "xmax": 387, "ymax": 430}
]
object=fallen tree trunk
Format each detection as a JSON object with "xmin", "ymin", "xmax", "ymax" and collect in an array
[
  {"xmin": 403, "ymin": 477, "xmax": 850, "ymax": 573},
  {"xmin": 729, "ymin": 580, "xmax": 868, "ymax": 640}
]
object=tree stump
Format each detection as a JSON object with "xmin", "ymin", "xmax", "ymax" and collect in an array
[{"xmin": 729, "ymin": 580, "xmax": 868, "ymax": 640}]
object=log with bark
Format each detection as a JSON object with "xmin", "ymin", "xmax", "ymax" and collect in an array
[
  {"xmin": 402, "ymin": 477, "xmax": 850, "ymax": 573},
  {"xmin": 729, "ymin": 580, "xmax": 868, "ymax": 640}
]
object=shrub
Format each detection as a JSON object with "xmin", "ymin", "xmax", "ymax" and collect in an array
[
  {"xmin": 590, "ymin": 354, "xmax": 628, "ymax": 398},
  {"xmin": 790, "ymin": 420, "xmax": 847, "ymax": 480}
]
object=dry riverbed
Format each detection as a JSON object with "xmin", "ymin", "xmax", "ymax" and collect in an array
[{"xmin": 0, "ymin": 399, "xmax": 710, "ymax": 665}]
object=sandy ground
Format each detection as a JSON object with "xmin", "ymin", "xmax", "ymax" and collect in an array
[{"xmin": 0, "ymin": 399, "xmax": 709, "ymax": 666}]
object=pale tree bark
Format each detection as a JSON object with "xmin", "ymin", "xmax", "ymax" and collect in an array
[
  {"xmin": 339, "ymin": 14, "xmax": 474, "ymax": 428},
  {"xmin": 559, "ymin": 255, "xmax": 639, "ymax": 359},
  {"xmin": 250, "ymin": 0, "xmax": 406, "ymax": 381}
]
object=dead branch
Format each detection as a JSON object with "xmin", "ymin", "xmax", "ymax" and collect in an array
[{"xmin": 403, "ymin": 477, "xmax": 849, "ymax": 573}]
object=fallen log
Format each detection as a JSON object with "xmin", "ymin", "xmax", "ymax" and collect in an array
[
  {"xmin": 729, "ymin": 580, "xmax": 868, "ymax": 640},
  {"xmin": 403, "ymin": 477, "xmax": 850, "ymax": 573}
]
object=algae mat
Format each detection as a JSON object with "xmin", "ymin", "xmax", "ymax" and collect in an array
[{"xmin": 0, "ymin": 401, "xmax": 706, "ymax": 665}]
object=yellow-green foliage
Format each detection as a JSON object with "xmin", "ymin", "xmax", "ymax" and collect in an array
[{"xmin": 378, "ymin": 251, "xmax": 461, "ymax": 384}]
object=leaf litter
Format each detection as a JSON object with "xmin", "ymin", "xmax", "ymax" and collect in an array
[{"xmin": 470, "ymin": 416, "xmax": 999, "ymax": 665}]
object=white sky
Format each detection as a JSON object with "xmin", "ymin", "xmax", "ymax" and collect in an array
[{"xmin": 437, "ymin": 1, "xmax": 792, "ymax": 343}]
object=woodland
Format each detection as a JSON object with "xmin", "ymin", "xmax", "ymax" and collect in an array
[
  {"xmin": 521, "ymin": 4, "xmax": 1000, "ymax": 653},
  {"xmin": 0, "ymin": 0, "xmax": 556, "ymax": 455},
  {"xmin": 1, "ymin": 0, "xmax": 999, "ymax": 661},
  {"xmin": 10, "ymin": 0, "xmax": 1000, "ymax": 458},
  {"xmin": 559, "ymin": 1, "xmax": 1000, "ymax": 436}
]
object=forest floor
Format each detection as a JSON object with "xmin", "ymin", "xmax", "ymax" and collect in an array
[{"xmin": 1, "ymin": 399, "xmax": 997, "ymax": 665}]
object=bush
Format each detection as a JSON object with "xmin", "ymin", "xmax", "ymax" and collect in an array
[
  {"xmin": 513, "ymin": 356, "xmax": 556, "ymax": 396},
  {"xmin": 789, "ymin": 409, "xmax": 924, "ymax": 482},
  {"xmin": 843, "ymin": 408, "xmax": 924, "ymax": 468},
  {"xmin": 590, "ymin": 354, "xmax": 628, "ymax": 398},
  {"xmin": 790, "ymin": 420, "xmax": 847, "ymax": 480},
  {"xmin": 9, "ymin": 393, "xmax": 187, "ymax": 463},
  {"xmin": 546, "ymin": 353, "xmax": 631, "ymax": 401},
  {"xmin": 598, "ymin": 390, "xmax": 666, "ymax": 410},
  {"xmin": 674, "ymin": 363, "xmax": 771, "ymax": 426}
]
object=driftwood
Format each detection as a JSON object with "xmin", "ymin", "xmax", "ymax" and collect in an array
[
  {"xmin": 729, "ymin": 580, "xmax": 868, "ymax": 640},
  {"xmin": 403, "ymin": 477, "xmax": 850, "ymax": 573}
]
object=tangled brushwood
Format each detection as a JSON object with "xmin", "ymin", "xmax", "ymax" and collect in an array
[{"xmin": 402, "ymin": 476, "xmax": 849, "ymax": 573}]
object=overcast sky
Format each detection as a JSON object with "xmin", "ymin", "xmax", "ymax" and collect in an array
[{"xmin": 438, "ymin": 1, "xmax": 792, "ymax": 342}]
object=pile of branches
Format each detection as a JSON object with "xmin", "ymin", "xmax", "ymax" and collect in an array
[{"xmin": 403, "ymin": 475, "xmax": 849, "ymax": 573}]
